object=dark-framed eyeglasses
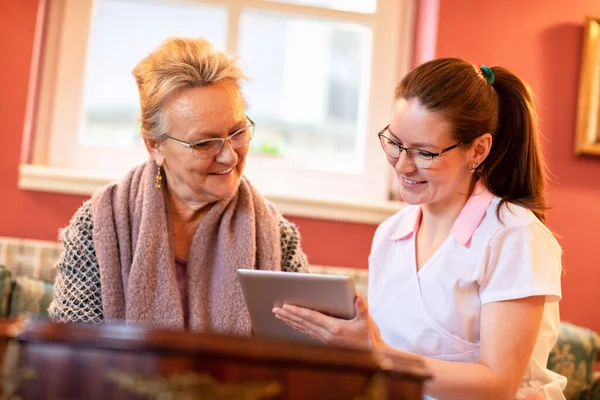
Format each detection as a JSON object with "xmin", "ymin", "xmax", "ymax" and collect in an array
[
  {"xmin": 377, "ymin": 125, "xmax": 468, "ymax": 169},
  {"xmin": 166, "ymin": 116, "xmax": 255, "ymax": 159}
]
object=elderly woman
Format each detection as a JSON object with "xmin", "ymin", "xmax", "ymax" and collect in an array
[{"xmin": 49, "ymin": 38, "xmax": 309, "ymax": 334}]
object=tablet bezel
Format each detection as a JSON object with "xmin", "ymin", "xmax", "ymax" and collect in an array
[{"xmin": 237, "ymin": 269, "xmax": 357, "ymax": 344}]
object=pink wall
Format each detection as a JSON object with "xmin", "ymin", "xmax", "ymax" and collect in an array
[
  {"xmin": 412, "ymin": 0, "xmax": 439, "ymax": 68},
  {"xmin": 1, "ymin": 1, "xmax": 599, "ymax": 333},
  {"xmin": 436, "ymin": 0, "xmax": 600, "ymax": 333},
  {"xmin": 0, "ymin": 2, "xmax": 89, "ymax": 241}
]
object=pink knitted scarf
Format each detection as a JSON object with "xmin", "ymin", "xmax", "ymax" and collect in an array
[{"xmin": 91, "ymin": 160, "xmax": 281, "ymax": 334}]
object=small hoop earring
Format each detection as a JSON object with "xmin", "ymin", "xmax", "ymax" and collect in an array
[{"xmin": 155, "ymin": 165, "xmax": 163, "ymax": 189}]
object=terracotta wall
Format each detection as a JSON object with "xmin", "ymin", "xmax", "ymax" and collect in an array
[{"xmin": 434, "ymin": 0, "xmax": 600, "ymax": 332}]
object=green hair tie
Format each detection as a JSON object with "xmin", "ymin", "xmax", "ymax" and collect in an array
[{"xmin": 480, "ymin": 65, "xmax": 495, "ymax": 86}]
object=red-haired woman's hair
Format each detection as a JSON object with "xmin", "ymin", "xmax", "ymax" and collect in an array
[{"xmin": 396, "ymin": 58, "xmax": 547, "ymax": 222}]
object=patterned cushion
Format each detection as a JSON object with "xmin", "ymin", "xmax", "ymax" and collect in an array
[
  {"xmin": 548, "ymin": 322, "xmax": 600, "ymax": 400},
  {"xmin": 0, "ymin": 237, "xmax": 61, "ymax": 281},
  {"xmin": 0, "ymin": 266, "xmax": 12, "ymax": 317},
  {"xmin": 591, "ymin": 373, "xmax": 600, "ymax": 400},
  {"xmin": 8, "ymin": 276, "xmax": 54, "ymax": 318}
]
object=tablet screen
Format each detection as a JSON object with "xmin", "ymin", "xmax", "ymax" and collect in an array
[{"xmin": 237, "ymin": 269, "xmax": 357, "ymax": 344}]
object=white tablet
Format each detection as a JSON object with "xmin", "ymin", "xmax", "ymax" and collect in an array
[{"xmin": 237, "ymin": 269, "xmax": 357, "ymax": 344}]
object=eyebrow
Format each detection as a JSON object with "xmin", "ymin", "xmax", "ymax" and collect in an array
[
  {"xmin": 188, "ymin": 120, "xmax": 247, "ymax": 141},
  {"xmin": 386, "ymin": 127, "xmax": 438, "ymax": 150}
]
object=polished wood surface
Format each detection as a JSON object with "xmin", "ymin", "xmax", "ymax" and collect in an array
[{"xmin": 0, "ymin": 317, "xmax": 430, "ymax": 399}]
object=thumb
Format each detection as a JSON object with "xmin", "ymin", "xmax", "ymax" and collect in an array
[
  {"xmin": 355, "ymin": 294, "xmax": 383, "ymax": 347},
  {"xmin": 354, "ymin": 293, "xmax": 369, "ymax": 318}
]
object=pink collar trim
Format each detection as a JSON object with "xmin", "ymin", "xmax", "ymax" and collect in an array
[{"xmin": 389, "ymin": 181, "xmax": 494, "ymax": 246}]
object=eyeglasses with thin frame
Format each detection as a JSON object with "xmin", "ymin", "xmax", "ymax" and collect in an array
[
  {"xmin": 166, "ymin": 116, "xmax": 255, "ymax": 159},
  {"xmin": 377, "ymin": 125, "xmax": 469, "ymax": 169}
]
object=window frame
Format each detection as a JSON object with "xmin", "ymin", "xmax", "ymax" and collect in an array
[{"xmin": 20, "ymin": 0, "xmax": 414, "ymax": 222}]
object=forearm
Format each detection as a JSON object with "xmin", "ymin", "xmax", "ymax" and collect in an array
[
  {"xmin": 378, "ymin": 344, "xmax": 510, "ymax": 400},
  {"xmin": 423, "ymin": 357, "xmax": 509, "ymax": 399}
]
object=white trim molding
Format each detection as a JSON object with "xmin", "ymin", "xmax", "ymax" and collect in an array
[{"xmin": 18, "ymin": 164, "xmax": 404, "ymax": 224}]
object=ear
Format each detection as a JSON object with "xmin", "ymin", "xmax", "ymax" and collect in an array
[
  {"xmin": 144, "ymin": 138, "xmax": 165, "ymax": 167},
  {"xmin": 471, "ymin": 133, "xmax": 492, "ymax": 167}
]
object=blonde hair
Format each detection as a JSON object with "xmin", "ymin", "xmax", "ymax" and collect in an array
[{"xmin": 132, "ymin": 37, "xmax": 246, "ymax": 141}]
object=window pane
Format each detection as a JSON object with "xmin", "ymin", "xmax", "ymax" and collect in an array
[
  {"xmin": 239, "ymin": 11, "xmax": 372, "ymax": 173},
  {"xmin": 266, "ymin": 0, "xmax": 376, "ymax": 14},
  {"xmin": 80, "ymin": 0, "xmax": 227, "ymax": 148}
]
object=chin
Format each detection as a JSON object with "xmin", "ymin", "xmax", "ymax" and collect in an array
[
  {"xmin": 398, "ymin": 188, "xmax": 423, "ymax": 205},
  {"xmin": 400, "ymin": 196, "xmax": 424, "ymax": 206},
  {"xmin": 213, "ymin": 177, "xmax": 242, "ymax": 200}
]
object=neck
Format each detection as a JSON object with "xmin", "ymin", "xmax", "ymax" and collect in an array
[
  {"xmin": 166, "ymin": 189, "xmax": 214, "ymax": 261},
  {"xmin": 167, "ymin": 189, "xmax": 212, "ymax": 225},
  {"xmin": 419, "ymin": 184, "xmax": 472, "ymax": 241}
]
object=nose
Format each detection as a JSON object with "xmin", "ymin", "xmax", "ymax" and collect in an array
[
  {"xmin": 215, "ymin": 139, "xmax": 238, "ymax": 165},
  {"xmin": 394, "ymin": 150, "xmax": 416, "ymax": 174}
]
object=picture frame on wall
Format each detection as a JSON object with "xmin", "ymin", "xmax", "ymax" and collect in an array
[{"xmin": 574, "ymin": 17, "xmax": 600, "ymax": 156}]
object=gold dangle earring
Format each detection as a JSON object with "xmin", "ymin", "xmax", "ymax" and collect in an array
[{"xmin": 155, "ymin": 165, "xmax": 163, "ymax": 189}]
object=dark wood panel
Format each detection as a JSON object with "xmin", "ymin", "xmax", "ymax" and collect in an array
[{"xmin": 0, "ymin": 317, "xmax": 430, "ymax": 399}]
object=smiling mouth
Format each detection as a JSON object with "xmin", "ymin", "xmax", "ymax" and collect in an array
[
  {"xmin": 211, "ymin": 167, "xmax": 234, "ymax": 175},
  {"xmin": 402, "ymin": 177, "xmax": 426, "ymax": 185}
]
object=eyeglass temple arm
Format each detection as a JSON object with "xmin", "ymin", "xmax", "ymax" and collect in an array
[{"xmin": 167, "ymin": 136, "xmax": 193, "ymax": 148}]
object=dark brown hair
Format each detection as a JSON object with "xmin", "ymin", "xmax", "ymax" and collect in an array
[{"xmin": 395, "ymin": 58, "xmax": 547, "ymax": 222}]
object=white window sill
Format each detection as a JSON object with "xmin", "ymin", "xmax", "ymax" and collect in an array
[{"xmin": 18, "ymin": 164, "xmax": 405, "ymax": 225}]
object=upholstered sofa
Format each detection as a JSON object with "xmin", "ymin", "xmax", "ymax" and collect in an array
[
  {"xmin": 0, "ymin": 265, "xmax": 54, "ymax": 319},
  {"xmin": 0, "ymin": 237, "xmax": 598, "ymax": 399},
  {"xmin": 548, "ymin": 322, "xmax": 600, "ymax": 400}
]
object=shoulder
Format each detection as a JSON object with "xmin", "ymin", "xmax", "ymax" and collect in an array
[
  {"xmin": 61, "ymin": 200, "xmax": 94, "ymax": 242},
  {"xmin": 59, "ymin": 200, "xmax": 98, "ymax": 268},
  {"xmin": 483, "ymin": 198, "xmax": 560, "ymax": 253},
  {"xmin": 278, "ymin": 214, "xmax": 301, "ymax": 248},
  {"xmin": 277, "ymin": 214, "xmax": 309, "ymax": 273},
  {"xmin": 477, "ymin": 199, "xmax": 563, "ymax": 303},
  {"xmin": 74, "ymin": 199, "xmax": 93, "ymax": 223}
]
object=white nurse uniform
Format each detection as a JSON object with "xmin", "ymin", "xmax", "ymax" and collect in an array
[{"xmin": 368, "ymin": 182, "xmax": 566, "ymax": 399}]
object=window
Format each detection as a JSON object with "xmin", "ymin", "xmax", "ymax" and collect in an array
[{"xmin": 25, "ymin": 0, "xmax": 415, "ymax": 206}]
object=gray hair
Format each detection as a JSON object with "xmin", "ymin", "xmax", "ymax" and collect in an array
[{"xmin": 132, "ymin": 37, "xmax": 247, "ymax": 141}]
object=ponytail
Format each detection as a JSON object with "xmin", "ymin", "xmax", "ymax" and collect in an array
[{"xmin": 482, "ymin": 67, "xmax": 547, "ymax": 222}]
